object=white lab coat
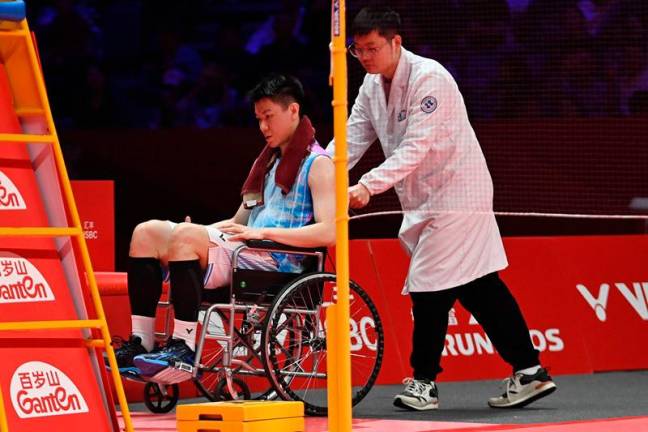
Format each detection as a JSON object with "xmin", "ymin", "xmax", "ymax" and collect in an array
[{"xmin": 327, "ymin": 47, "xmax": 508, "ymax": 293}]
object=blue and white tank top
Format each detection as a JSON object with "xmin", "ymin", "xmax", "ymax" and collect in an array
[{"xmin": 248, "ymin": 144, "xmax": 327, "ymax": 273}]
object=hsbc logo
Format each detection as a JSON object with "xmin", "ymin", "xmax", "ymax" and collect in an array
[
  {"xmin": 576, "ymin": 282, "xmax": 648, "ymax": 322},
  {"xmin": 0, "ymin": 255, "xmax": 55, "ymax": 304},
  {"xmin": 0, "ymin": 170, "xmax": 26, "ymax": 210},
  {"xmin": 10, "ymin": 361, "xmax": 89, "ymax": 418}
]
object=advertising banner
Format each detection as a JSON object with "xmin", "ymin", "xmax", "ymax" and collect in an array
[
  {"xmin": 348, "ymin": 236, "xmax": 647, "ymax": 383},
  {"xmin": 0, "ymin": 350, "xmax": 111, "ymax": 432},
  {"xmin": 96, "ymin": 235, "xmax": 648, "ymax": 390},
  {"xmin": 71, "ymin": 180, "xmax": 114, "ymax": 271}
]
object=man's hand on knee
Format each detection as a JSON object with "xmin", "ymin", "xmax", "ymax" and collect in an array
[{"xmin": 219, "ymin": 222, "xmax": 265, "ymax": 242}]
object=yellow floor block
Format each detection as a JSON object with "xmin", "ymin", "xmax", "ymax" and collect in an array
[
  {"xmin": 176, "ymin": 417, "xmax": 305, "ymax": 432},
  {"xmin": 176, "ymin": 401, "xmax": 305, "ymax": 432}
]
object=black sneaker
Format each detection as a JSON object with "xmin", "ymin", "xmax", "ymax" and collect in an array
[
  {"xmin": 393, "ymin": 378, "xmax": 439, "ymax": 410},
  {"xmin": 488, "ymin": 367, "xmax": 557, "ymax": 408},
  {"xmin": 134, "ymin": 338, "xmax": 195, "ymax": 377},
  {"xmin": 109, "ymin": 335, "xmax": 148, "ymax": 371}
]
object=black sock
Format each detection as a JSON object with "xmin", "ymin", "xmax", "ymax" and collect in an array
[
  {"xmin": 169, "ymin": 259, "xmax": 203, "ymax": 322},
  {"xmin": 127, "ymin": 257, "xmax": 163, "ymax": 317}
]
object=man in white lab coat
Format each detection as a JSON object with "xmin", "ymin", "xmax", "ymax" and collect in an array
[{"xmin": 327, "ymin": 7, "xmax": 556, "ymax": 411}]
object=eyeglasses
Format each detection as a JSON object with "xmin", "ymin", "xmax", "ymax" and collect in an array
[{"xmin": 348, "ymin": 40, "xmax": 392, "ymax": 59}]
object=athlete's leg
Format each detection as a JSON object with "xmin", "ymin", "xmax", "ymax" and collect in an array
[
  {"xmin": 115, "ymin": 220, "xmax": 174, "ymax": 368},
  {"xmin": 165, "ymin": 223, "xmax": 210, "ymax": 350},
  {"xmin": 129, "ymin": 220, "xmax": 174, "ymax": 342}
]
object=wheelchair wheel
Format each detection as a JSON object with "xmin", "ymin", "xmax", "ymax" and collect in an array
[
  {"xmin": 262, "ymin": 272, "xmax": 384, "ymax": 416},
  {"xmin": 194, "ymin": 308, "xmax": 276, "ymax": 401},
  {"xmin": 143, "ymin": 382, "xmax": 179, "ymax": 413},
  {"xmin": 214, "ymin": 377, "xmax": 252, "ymax": 400}
]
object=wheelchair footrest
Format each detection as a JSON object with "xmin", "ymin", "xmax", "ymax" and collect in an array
[
  {"xmin": 109, "ymin": 361, "xmax": 195, "ymax": 385},
  {"xmin": 149, "ymin": 363, "xmax": 195, "ymax": 385},
  {"xmin": 118, "ymin": 368, "xmax": 149, "ymax": 383},
  {"xmin": 176, "ymin": 401, "xmax": 304, "ymax": 432}
]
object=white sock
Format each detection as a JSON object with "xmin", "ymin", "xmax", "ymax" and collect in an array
[
  {"xmin": 172, "ymin": 319, "xmax": 197, "ymax": 351},
  {"xmin": 517, "ymin": 365, "xmax": 541, "ymax": 375},
  {"xmin": 131, "ymin": 315, "xmax": 155, "ymax": 352}
]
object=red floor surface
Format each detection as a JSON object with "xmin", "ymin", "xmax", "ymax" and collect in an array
[{"xmin": 118, "ymin": 412, "xmax": 648, "ymax": 432}]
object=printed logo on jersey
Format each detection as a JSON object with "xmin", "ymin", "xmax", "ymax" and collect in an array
[
  {"xmin": 10, "ymin": 361, "xmax": 89, "ymax": 418},
  {"xmin": 0, "ymin": 170, "xmax": 27, "ymax": 210},
  {"xmin": 0, "ymin": 255, "xmax": 55, "ymax": 304},
  {"xmin": 420, "ymin": 96, "xmax": 437, "ymax": 113}
]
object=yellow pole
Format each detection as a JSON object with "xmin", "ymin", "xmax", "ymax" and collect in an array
[
  {"xmin": 325, "ymin": 304, "xmax": 339, "ymax": 431},
  {"xmin": 18, "ymin": 19, "xmax": 135, "ymax": 432},
  {"xmin": 0, "ymin": 227, "xmax": 81, "ymax": 237},
  {"xmin": 0, "ymin": 383, "xmax": 8, "ymax": 432},
  {"xmin": 0, "ymin": 133, "xmax": 56, "ymax": 142},
  {"xmin": 330, "ymin": 1, "xmax": 352, "ymax": 431},
  {"xmin": 0, "ymin": 319, "xmax": 102, "ymax": 332}
]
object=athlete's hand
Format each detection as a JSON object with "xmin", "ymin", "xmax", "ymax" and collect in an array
[
  {"xmin": 349, "ymin": 183, "xmax": 371, "ymax": 209},
  {"xmin": 219, "ymin": 222, "xmax": 264, "ymax": 241}
]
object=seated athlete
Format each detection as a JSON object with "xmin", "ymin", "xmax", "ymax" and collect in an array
[{"xmin": 112, "ymin": 74, "xmax": 335, "ymax": 379}]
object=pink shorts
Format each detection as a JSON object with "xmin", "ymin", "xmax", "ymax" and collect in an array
[{"xmin": 166, "ymin": 222, "xmax": 277, "ymax": 289}]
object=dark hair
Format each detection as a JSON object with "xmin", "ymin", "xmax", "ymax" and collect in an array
[
  {"xmin": 249, "ymin": 74, "xmax": 305, "ymax": 113},
  {"xmin": 351, "ymin": 6, "xmax": 401, "ymax": 39}
]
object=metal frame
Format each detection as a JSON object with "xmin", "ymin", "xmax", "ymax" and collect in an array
[
  {"xmin": 153, "ymin": 243, "xmax": 326, "ymax": 400},
  {"xmin": 0, "ymin": 18, "xmax": 132, "ymax": 432}
]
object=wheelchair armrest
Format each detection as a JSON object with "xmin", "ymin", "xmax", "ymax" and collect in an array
[{"xmin": 244, "ymin": 239, "xmax": 327, "ymax": 254}]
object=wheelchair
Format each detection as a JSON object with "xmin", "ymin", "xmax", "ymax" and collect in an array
[{"xmin": 137, "ymin": 240, "xmax": 384, "ymax": 416}]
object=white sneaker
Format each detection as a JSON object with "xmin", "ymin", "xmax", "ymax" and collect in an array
[
  {"xmin": 393, "ymin": 378, "xmax": 439, "ymax": 411},
  {"xmin": 488, "ymin": 367, "xmax": 557, "ymax": 408}
]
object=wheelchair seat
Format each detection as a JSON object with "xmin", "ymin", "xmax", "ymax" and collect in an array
[
  {"xmin": 229, "ymin": 240, "xmax": 327, "ymax": 304},
  {"xmin": 201, "ymin": 240, "xmax": 325, "ymax": 305}
]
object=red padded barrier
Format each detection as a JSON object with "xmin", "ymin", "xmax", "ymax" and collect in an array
[{"xmin": 97, "ymin": 235, "xmax": 648, "ymax": 386}]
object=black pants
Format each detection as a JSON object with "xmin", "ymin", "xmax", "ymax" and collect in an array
[{"xmin": 410, "ymin": 272, "xmax": 539, "ymax": 381}]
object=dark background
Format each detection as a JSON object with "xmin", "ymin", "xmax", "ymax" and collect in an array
[
  {"xmin": 25, "ymin": 0, "xmax": 648, "ymax": 270},
  {"xmin": 62, "ymin": 118, "xmax": 648, "ymax": 271}
]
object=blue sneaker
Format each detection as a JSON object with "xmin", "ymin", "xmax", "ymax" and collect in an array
[
  {"xmin": 105, "ymin": 335, "xmax": 148, "ymax": 374},
  {"xmin": 133, "ymin": 338, "xmax": 195, "ymax": 377}
]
